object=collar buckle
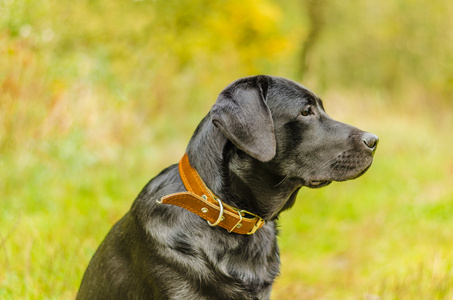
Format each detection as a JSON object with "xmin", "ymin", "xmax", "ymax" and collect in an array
[{"xmin": 247, "ymin": 216, "xmax": 265, "ymax": 235}]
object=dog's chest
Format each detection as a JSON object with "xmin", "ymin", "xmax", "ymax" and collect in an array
[
  {"xmin": 146, "ymin": 217, "xmax": 279, "ymax": 298},
  {"xmin": 197, "ymin": 233, "xmax": 280, "ymax": 299}
]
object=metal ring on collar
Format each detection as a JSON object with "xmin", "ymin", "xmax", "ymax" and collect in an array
[
  {"xmin": 207, "ymin": 197, "xmax": 224, "ymax": 227},
  {"xmin": 228, "ymin": 209, "xmax": 243, "ymax": 233}
]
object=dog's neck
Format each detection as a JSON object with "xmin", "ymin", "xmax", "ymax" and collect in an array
[
  {"xmin": 226, "ymin": 154, "xmax": 301, "ymax": 220},
  {"xmin": 186, "ymin": 115, "xmax": 299, "ymax": 221},
  {"xmin": 186, "ymin": 115, "xmax": 226, "ymax": 196}
]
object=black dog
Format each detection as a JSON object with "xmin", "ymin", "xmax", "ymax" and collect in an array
[{"xmin": 77, "ymin": 75, "xmax": 378, "ymax": 299}]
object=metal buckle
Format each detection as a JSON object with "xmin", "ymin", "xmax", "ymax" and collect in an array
[
  {"xmin": 228, "ymin": 209, "xmax": 243, "ymax": 233},
  {"xmin": 247, "ymin": 216, "xmax": 265, "ymax": 235},
  {"xmin": 207, "ymin": 197, "xmax": 224, "ymax": 227},
  {"xmin": 240, "ymin": 209, "xmax": 262, "ymax": 221}
]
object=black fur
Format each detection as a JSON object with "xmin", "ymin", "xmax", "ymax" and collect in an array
[{"xmin": 77, "ymin": 75, "xmax": 378, "ymax": 300}]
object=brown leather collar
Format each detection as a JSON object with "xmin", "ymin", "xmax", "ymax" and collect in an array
[{"xmin": 157, "ymin": 154, "xmax": 265, "ymax": 235}]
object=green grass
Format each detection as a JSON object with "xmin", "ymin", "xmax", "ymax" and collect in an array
[{"xmin": 1, "ymin": 90, "xmax": 453, "ymax": 299}]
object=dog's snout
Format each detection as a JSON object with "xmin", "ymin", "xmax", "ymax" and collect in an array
[{"xmin": 362, "ymin": 132, "xmax": 379, "ymax": 154}]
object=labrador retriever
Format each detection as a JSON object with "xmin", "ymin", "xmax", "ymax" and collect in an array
[{"xmin": 77, "ymin": 75, "xmax": 378, "ymax": 300}]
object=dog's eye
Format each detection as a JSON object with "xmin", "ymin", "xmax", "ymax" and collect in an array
[{"xmin": 301, "ymin": 106, "xmax": 312, "ymax": 116}]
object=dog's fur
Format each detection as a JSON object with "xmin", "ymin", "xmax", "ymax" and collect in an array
[{"xmin": 77, "ymin": 75, "xmax": 378, "ymax": 300}]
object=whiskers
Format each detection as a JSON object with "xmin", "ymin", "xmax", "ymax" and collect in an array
[
  {"xmin": 301, "ymin": 153, "xmax": 343, "ymax": 178},
  {"xmin": 274, "ymin": 174, "xmax": 290, "ymax": 187},
  {"xmin": 301, "ymin": 150, "xmax": 370, "ymax": 182},
  {"xmin": 272, "ymin": 150, "xmax": 367, "ymax": 189}
]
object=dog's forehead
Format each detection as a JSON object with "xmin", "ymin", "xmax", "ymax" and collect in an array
[
  {"xmin": 267, "ymin": 76, "xmax": 323, "ymax": 110},
  {"xmin": 218, "ymin": 75, "xmax": 324, "ymax": 113}
]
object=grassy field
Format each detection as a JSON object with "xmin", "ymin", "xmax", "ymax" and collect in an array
[
  {"xmin": 2, "ymin": 86, "xmax": 452, "ymax": 299},
  {"xmin": 1, "ymin": 1, "xmax": 453, "ymax": 299}
]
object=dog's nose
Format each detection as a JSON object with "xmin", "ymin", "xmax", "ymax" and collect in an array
[{"xmin": 362, "ymin": 132, "xmax": 379, "ymax": 154}]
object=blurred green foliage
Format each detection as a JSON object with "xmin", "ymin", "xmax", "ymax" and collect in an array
[{"xmin": 1, "ymin": 0, "xmax": 453, "ymax": 299}]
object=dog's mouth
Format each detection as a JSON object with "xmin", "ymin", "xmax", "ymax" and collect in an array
[
  {"xmin": 338, "ymin": 163, "xmax": 372, "ymax": 182},
  {"xmin": 305, "ymin": 159, "xmax": 372, "ymax": 189},
  {"xmin": 306, "ymin": 180, "xmax": 332, "ymax": 189}
]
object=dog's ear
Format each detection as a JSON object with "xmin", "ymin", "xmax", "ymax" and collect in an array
[{"xmin": 211, "ymin": 75, "xmax": 276, "ymax": 162}]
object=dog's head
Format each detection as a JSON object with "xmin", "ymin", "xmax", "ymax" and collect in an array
[{"xmin": 211, "ymin": 75, "xmax": 378, "ymax": 189}]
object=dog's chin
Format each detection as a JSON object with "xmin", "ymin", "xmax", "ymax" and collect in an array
[
  {"xmin": 306, "ymin": 180, "xmax": 332, "ymax": 189},
  {"xmin": 304, "ymin": 161, "xmax": 373, "ymax": 189},
  {"xmin": 334, "ymin": 163, "xmax": 373, "ymax": 182}
]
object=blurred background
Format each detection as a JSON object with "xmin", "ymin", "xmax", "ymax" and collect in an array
[{"xmin": 1, "ymin": 0, "xmax": 453, "ymax": 298}]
